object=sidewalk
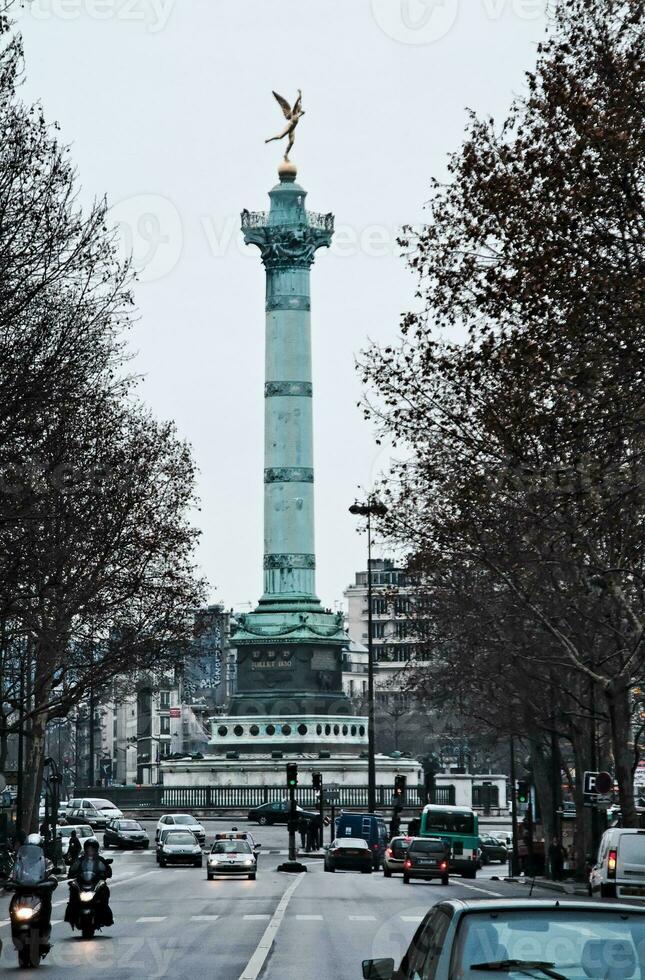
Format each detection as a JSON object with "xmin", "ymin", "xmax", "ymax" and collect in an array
[{"xmin": 512, "ymin": 875, "xmax": 588, "ymax": 896}]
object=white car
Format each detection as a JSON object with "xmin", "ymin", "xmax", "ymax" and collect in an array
[
  {"xmin": 589, "ymin": 828, "xmax": 645, "ymax": 899},
  {"xmin": 56, "ymin": 824, "xmax": 99, "ymax": 858},
  {"xmin": 156, "ymin": 814, "xmax": 206, "ymax": 845}
]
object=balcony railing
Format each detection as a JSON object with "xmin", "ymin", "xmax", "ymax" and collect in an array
[{"xmin": 241, "ymin": 210, "xmax": 334, "ymax": 232}]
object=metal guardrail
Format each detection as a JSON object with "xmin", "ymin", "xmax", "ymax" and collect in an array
[
  {"xmin": 75, "ymin": 785, "xmax": 427, "ymax": 811},
  {"xmin": 240, "ymin": 210, "xmax": 334, "ymax": 232}
]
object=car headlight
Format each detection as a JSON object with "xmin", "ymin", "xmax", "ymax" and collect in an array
[
  {"xmin": 208, "ymin": 858, "xmax": 219, "ymax": 865},
  {"xmin": 194, "ymin": 846, "xmax": 202, "ymax": 854},
  {"xmin": 80, "ymin": 891, "xmax": 94, "ymax": 903},
  {"xmin": 243, "ymin": 859, "xmax": 253, "ymax": 866},
  {"xmin": 15, "ymin": 906, "xmax": 38, "ymax": 921}
]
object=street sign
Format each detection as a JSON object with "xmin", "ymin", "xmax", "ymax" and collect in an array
[
  {"xmin": 583, "ymin": 770, "xmax": 613, "ymax": 795},
  {"xmin": 169, "ymin": 707, "xmax": 181, "ymax": 718}
]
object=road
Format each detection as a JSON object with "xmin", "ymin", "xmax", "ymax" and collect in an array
[{"xmin": 0, "ymin": 818, "xmax": 572, "ymax": 978}]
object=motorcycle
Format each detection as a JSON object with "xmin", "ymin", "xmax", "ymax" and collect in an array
[
  {"xmin": 8, "ymin": 844, "xmax": 59, "ymax": 968},
  {"xmin": 66, "ymin": 858, "xmax": 113, "ymax": 939}
]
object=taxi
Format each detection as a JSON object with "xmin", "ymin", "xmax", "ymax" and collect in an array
[{"xmin": 207, "ymin": 837, "xmax": 259, "ymax": 880}]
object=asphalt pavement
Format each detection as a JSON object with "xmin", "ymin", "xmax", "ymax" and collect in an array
[{"xmin": 0, "ymin": 818, "xmax": 582, "ymax": 979}]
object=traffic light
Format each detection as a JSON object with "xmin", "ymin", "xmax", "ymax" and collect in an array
[
  {"xmin": 516, "ymin": 780, "xmax": 529, "ymax": 805},
  {"xmin": 312, "ymin": 771, "xmax": 322, "ymax": 791},
  {"xmin": 286, "ymin": 762, "xmax": 298, "ymax": 788},
  {"xmin": 394, "ymin": 774, "xmax": 407, "ymax": 798}
]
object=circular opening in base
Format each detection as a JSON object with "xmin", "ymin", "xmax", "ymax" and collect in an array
[{"xmin": 233, "ymin": 725, "xmax": 244, "ymax": 737}]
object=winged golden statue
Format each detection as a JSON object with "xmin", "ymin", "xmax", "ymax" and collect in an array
[{"xmin": 265, "ymin": 90, "xmax": 305, "ymax": 162}]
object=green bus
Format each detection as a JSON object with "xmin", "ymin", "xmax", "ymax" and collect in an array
[{"xmin": 419, "ymin": 804, "xmax": 479, "ymax": 879}]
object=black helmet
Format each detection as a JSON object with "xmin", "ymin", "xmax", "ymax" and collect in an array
[{"xmin": 83, "ymin": 838, "xmax": 99, "ymax": 854}]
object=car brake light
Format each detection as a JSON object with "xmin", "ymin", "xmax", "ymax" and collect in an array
[
  {"xmin": 404, "ymin": 859, "xmax": 412, "ymax": 868},
  {"xmin": 608, "ymin": 849, "xmax": 617, "ymax": 877},
  {"xmin": 372, "ymin": 843, "xmax": 378, "ymax": 849},
  {"xmin": 440, "ymin": 861, "xmax": 448, "ymax": 871},
  {"xmin": 386, "ymin": 848, "xmax": 393, "ymax": 857}
]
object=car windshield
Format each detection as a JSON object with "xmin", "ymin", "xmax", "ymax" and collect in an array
[
  {"xmin": 173, "ymin": 815, "xmax": 197, "ymax": 825},
  {"xmin": 88, "ymin": 800, "xmax": 113, "ymax": 809},
  {"xmin": 425, "ymin": 810, "xmax": 475, "ymax": 834},
  {"xmin": 118, "ymin": 821, "xmax": 141, "ymax": 831},
  {"xmin": 166, "ymin": 833, "xmax": 195, "ymax": 846},
  {"xmin": 410, "ymin": 840, "xmax": 447, "ymax": 854},
  {"xmin": 453, "ymin": 908, "xmax": 645, "ymax": 978},
  {"xmin": 212, "ymin": 841, "xmax": 251, "ymax": 854}
]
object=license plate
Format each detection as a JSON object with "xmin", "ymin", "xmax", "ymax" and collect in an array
[
  {"xmin": 418, "ymin": 860, "xmax": 437, "ymax": 866},
  {"xmin": 345, "ymin": 850, "xmax": 361, "ymax": 855}
]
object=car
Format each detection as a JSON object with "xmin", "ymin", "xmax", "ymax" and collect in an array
[
  {"xmin": 156, "ymin": 826, "xmax": 192, "ymax": 862},
  {"xmin": 324, "ymin": 837, "xmax": 373, "ymax": 874},
  {"xmin": 155, "ymin": 814, "xmax": 206, "ymax": 845},
  {"xmin": 207, "ymin": 838, "xmax": 258, "ymax": 880},
  {"xmin": 478, "ymin": 834, "xmax": 508, "ymax": 864},
  {"xmin": 589, "ymin": 827, "xmax": 645, "ymax": 899},
  {"xmin": 361, "ymin": 899, "xmax": 645, "ymax": 980},
  {"xmin": 247, "ymin": 801, "xmax": 316, "ymax": 826},
  {"xmin": 104, "ymin": 818, "xmax": 149, "ymax": 849},
  {"xmin": 158, "ymin": 830, "xmax": 202, "ymax": 868},
  {"xmin": 66, "ymin": 798, "xmax": 123, "ymax": 828},
  {"xmin": 383, "ymin": 836, "xmax": 412, "ymax": 878},
  {"xmin": 335, "ymin": 812, "xmax": 388, "ymax": 870},
  {"xmin": 55, "ymin": 823, "xmax": 99, "ymax": 859},
  {"xmin": 403, "ymin": 836, "xmax": 451, "ymax": 885}
]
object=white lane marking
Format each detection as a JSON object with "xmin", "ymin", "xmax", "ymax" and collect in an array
[
  {"xmin": 350, "ymin": 915, "xmax": 376, "ymax": 921},
  {"xmin": 50, "ymin": 919, "xmax": 63, "ymax": 925},
  {"xmin": 279, "ymin": 850, "xmax": 289, "ymax": 855},
  {"xmin": 136, "ymin": 916, "xmax": 167, "ymax": 923},
  {"xmin": 458, "ymin": 882, "xmax": 503, "ymax": 897},
  {"xmin": 401, "ymin": 916, "xmax": 424, "ymax": 923},
  {"xmin": 0, "ymin": 919, "xmax": 10, "ymax": 928},
  {"xmin": 238, "ymin": 872, "xmax": 306, "ymax": 980},
  {"xmin": 191, "ymin": 915, "xmax": 219, "ymax": 921},
  {"xmin": 244, "ymin": 914, "xmax": 270, "ymax": 920},
  {"xmin": 295, "ymin": 915, "xmax": 323, "ymax": 921}
]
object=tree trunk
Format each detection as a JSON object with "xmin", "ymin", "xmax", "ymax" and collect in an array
[
  {"xmin": 528, "ymin": 733, "xmax": 555, "ymax": 852},
  {"xmin": 21, "ymin": 707, "xmax": 48, "ymax": 833},
  {"xmin": 606, "ymin": 681, "xmax": 638, "ymax": 827},
  {"xmin": 571, "ymin": 729, "xmax": 593, "ymax": 879}
]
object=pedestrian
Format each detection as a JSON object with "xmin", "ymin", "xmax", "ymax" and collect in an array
[
  {"xmin": 407, "ymin": 813, "xmax": 421, "ymax": 838},
  {"xmin": 311, "ymin": 814, "xmax": 322, "ymax": 850},
  {"xmin": 548, "ymin": 837, "xmax": 565, "ymax": 881},
  {"xmin": 297, "ymin": 814, "xmax": 309, "ymax": 850},
  {"xmin": 306, "ymin": 819, "xmax": 317, "ymax": 852},
  {"xmin": 66, "ymin": 828, "xmax": 81, "ymax": 866},
  {"xmin": 389, "ymin": 813, "xmax": 401, "ymax": 839}
]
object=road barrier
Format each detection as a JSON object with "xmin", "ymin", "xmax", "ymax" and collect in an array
[{"xmin": 73, "ymin": 784, "xmax": 428, "ymax": 811}]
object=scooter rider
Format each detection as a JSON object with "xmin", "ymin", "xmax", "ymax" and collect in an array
[{"xmin": 65, "ymin": 838, "xmax": 113, "ymax": 928}]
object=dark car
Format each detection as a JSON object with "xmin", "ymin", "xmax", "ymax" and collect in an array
[
  {"xmin": 247, "ymin": 801, "xmax": 317, "ymax": 826},
  {"xmin": 479, "ymin": 834, "xmax": 508, "ymax": 864},
  {"xmin": 324, "ymin": 838, "xmax": 373, "ymax": 874},
  {"xmin": 403, "ymin": 837, "xmax": 451, "ymax": 885},
  {"xmin": 362, "ymin": 899, "xmax": 645, "ymax": 980},
  {"xmin": 103, "ymin": 819, "xmax": 149, "ymax": 850},
  {"xmin": 158, "ymin": 830, "xmax": 202, "ymax": 868}
]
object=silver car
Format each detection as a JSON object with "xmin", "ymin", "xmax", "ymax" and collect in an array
[{"xmin": 158, "ymin": 831, "xmax": 202, "ymax": 868}]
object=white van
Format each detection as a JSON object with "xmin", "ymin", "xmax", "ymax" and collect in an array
[{"xmin": 589, "ymin": 828, "xmax": 645, "ymax": 899}]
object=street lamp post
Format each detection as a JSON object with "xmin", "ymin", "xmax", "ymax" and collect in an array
[{"xmin": 349, "ymin": 498, "xmax": 388, "ymax": 814}]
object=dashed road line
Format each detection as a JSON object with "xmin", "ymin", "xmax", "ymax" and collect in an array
[
  {"xmin": 238, "ymin": 872, "xmax": 305, "ymax": 980},
  {"xmin": 191, "ymin": 915, "xmax": 219, "ymax": 921},
  {"xmin": 350, "ymin": 915, "xmax": 377, "ymax": 921},
  {"xmin": 401, "ymin": 916, "xmax": 424, "ymax": 923},
  {"xmin": 136, "ymin": 915, "xmax": 167, "ymax": 923},
  {"xmin": 458, "ymin": 882, "xmax": 503, "ymax": 897},
  {"xmin": 295, "ymin": 914, "xmax": 323, "ymax": 921},
  {"xmin": 244, "ymin": 914, "xmax": 270, "ymax": 920}
]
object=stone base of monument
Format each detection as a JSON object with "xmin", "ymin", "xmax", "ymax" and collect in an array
[{"xmin": 276, "ymin": 860, "xmax": 308, "ymax": 874}]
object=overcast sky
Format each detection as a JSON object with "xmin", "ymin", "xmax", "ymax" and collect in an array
[{"xmin": 16, "ymin": 0, "xmax": 548, "ymax": 613}]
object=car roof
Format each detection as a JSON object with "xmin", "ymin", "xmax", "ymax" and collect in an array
[{"xmin": 437, "ymin": 899, "xmax": 645, "ymax": 914}]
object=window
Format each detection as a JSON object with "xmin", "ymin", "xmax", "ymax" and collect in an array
[
  {"xmin": 372, "ymin": 597, "xmax": 388, "ymax": 615},
  {"xmin": 395, "ymin": 622, "xmax": 408, "ymax": 640},
  {"xmin": 160, "ymin": 716, "xmax": 171, "ymax": 735},
  {"xmin": 402, "ymin": 909, "xmax": 452, "ymax": 980},
  {"xmin": 160, "ymin": 741, "xmax": 171, "ymax": 757},
  {"xmin": 373, "ymin": 622, "xmax": 385, "ymax": 639},
  {"xmin": 394, "ymin": 597, "xmax": 410, "ymax": 615},
  {"xmin": 160, "ymin": 691, "xmax": 171, "ymax": 709}
]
